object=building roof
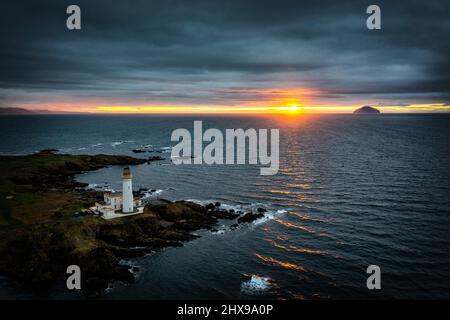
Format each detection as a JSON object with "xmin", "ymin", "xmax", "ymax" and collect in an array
[
  {"xmin": 122, "ymin": 167, "xmax": 133, "ymax": 179},
  {"xmin": 105, "ymin": 191, "xmax": 122, "ymax": 198}
]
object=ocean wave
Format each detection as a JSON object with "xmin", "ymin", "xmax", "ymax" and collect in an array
[
  {"xmin": 159, "ymin": 146, "xmax": 172, "ymax": 153},
  {"xmin": 186, "ymin": 199, "xmax": 288, "ymax": 228},
  {"xmin": 91, "ymin": 143, "xmax": 103, "ymax": 148},
  {"xmin": 273, "ymin": 217, "xmax": 316, "ymax": 234},
  {"xmin": 211, "ymin": 228, "xmax": 226, "ymax": 235},
  {"xmin": 141, "ymin": 189, "xmax": 164, "ymax": 199},
  {"xmin": 288, "ymin": 211, "xmax": 330, "ymax": 224},
  {"xmin": 255, "ymin": 253, "xmax": 306, "ymax": 272},
  {"xmin": 85, "ymin": 183, "xmax": 115, "ymax": 192},
  {"xmin": 240, "ymin": 275, "xmax": 272, "ymax": 295},
  {"xmin": 265, "ymin": 239, "xmax": 325, "ymax": 256},
  {"xmin": 253, "ymin": 210, "xmax": 286, "ymax": 226}
]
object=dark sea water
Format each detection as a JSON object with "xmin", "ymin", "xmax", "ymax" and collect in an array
[{"xmin": 1, "ymin": 114, "xmax": 450, "ymax": 299}]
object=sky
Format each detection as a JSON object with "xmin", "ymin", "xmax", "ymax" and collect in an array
[{"xmin": 0, "ymin": 0, "xmax": 449, "ymax": 114}]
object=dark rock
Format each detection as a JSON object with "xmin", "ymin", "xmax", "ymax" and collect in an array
[
  {"xmin": 353, "ymin": 105, "xmax": 381, "ymax": 114},
  {"xmin": 257, "ymin": 207, "xmax": 267, "ymax": 213},
  {"xmin": 131, "ymin": 266, "xmax": 140, "ymax": 273},
  {"xmin": 214, "ymin": 202, "xmax": 221, "ymax": 207},
  {"xmin": 210, "ymin": 209, "xmax": 239, "ymax": 220},
  {"xmin": 205, "ymin": 203, "xmax": 215, "ymax": 210},
  {"xmin": 0, "ymin": 150, "xmax": 243, "ymax": 295},
  {"xmin": 147, "ymin": 156, "xmax": 164, "ymax": 162},
  {"xmin": 110, "ymin": 266, "xmax": 134, "ymax": 283},
  {"xmin": 73, "ymin": 181, "xmax": 89, "ymax": 188},
  {"xmin": 36, "ymin": 149, "xmax": 59, "ymax": 155},
  {"xmin": 53, "ymin": 211, "xmax": 63, "ymax": 218},
  {"xmin": 132, "ymin": 149, "xmax": 146, "ymax": 153},
  {"xmin": 237, "ymin": 212, "xmax": 264, "ymax": 224},
  {"xmin": 84, "ymin": 277, "xmax": 110, "ymax": 292}
]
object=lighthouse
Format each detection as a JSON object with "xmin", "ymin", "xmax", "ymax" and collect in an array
[
  {"xmin": 122, "ymin": 167, "xmax": 134, "ymax": 213},
  {"xmin": 93, "ymin": 167, "xmax": 144, "ymax": 219}
]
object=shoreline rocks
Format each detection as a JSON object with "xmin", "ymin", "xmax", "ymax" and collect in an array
[
  {"xmin": 0, "ymin": 199, "xmax": 245, "ymax": 295},
  {"xmin": 237, "ymin": 212, "xmax": 265, "ymax": 224},
  {"xmin": 0, "ymin": 150, "xmax": 271, "ymax": 296}
]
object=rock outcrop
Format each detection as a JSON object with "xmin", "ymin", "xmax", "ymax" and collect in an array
[
  {"xmin": 353, "ymin": 105, "xmax": 381, "ymax": 114},
  {"xmin": 0, "ymin": 150, "xmax": 268, "ymax": 295},
  {"xmin": 0, "ymin": 200, "xmax": 240, "ymax": 294}
]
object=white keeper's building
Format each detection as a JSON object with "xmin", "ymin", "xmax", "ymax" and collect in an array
[{"xmin": 94, "ymin": 167, "xmax": 143, "ymax": 219}]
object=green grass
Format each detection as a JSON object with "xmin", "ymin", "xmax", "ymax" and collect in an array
[
  {"xmin": 0, "ymin": 151, "xmax": 144, "ymax": 226},
  {"xmin": 0, "ymin": 153, "xmax": 91, "ymax": 226}
]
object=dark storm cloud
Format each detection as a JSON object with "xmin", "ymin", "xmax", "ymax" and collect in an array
[{"xmin": 0, "ymin": 0, "xmax": 449, "ymax": 107}]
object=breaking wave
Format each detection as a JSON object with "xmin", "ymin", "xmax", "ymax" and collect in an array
[{"xmin": 240, "ymin": 275, "xmax": 272, "ymax": 295}]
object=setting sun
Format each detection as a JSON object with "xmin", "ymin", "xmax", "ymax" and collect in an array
[{"xmin": 276, "ymin": 104, "xmax": 304, "ymax": 114}]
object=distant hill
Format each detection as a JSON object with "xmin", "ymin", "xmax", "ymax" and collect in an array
[
  {"xmin": 0, "ymin": 107, "xmax": 34, "ymax": 114},
  {"xmin": 0, "ymin": 107, "xmax": 84, "ymax": 115},
  {"xmin": 353, "ymin": 106, "xmax": 381, "ymax": 114}
]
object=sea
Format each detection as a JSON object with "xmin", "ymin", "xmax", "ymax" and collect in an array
[{"xmin": 0, "ymin": 114, "xmax": 449, "ymax": 299}]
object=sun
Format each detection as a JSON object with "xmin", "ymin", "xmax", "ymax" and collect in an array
[
  {"xmin": 286, "ymin": 105, "xmax": 301, "ymax": 112},
  {"xmin": 276, "ymin": 104, "xmax": 304, "ymax": 114}
]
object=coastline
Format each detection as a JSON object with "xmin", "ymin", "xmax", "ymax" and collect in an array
[{"xmin": 0, "ymin": 150, "xmax": 262, "ymax": 296}]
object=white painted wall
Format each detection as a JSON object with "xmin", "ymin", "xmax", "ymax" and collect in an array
[{"xmin": 122, "ymin": 178, "xmax": 134, "ymax": 213}]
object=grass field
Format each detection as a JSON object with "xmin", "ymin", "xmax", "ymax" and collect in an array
[{"xmin": 0, "ymin": 151, "xmax": 145, "ymax": 226}]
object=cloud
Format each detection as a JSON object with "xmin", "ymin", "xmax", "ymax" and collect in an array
[{"xmin": 0, "ymin": 0, "xmax": 449, "ymax": 109}]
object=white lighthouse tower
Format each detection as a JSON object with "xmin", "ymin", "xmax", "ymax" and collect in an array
[{"xmin": 122, "ymin": 167, "xmax": 134, "ymax": 213}]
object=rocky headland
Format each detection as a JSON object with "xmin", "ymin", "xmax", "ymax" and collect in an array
[{"xmin": 0, "ymin": 150, "xmax": 266, "ymax": 295}]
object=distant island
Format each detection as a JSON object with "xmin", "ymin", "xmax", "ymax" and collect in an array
[
  {"xmin": 353, "ymin": 106, "xmax": 381, "ymax": 114},
  {"xmin": 0, "ymin": 107, "xmax": 83, "ymax": 115},
  {"xmin": 0, "ymin": 107, "xmax": 34, "ymax": 115}
]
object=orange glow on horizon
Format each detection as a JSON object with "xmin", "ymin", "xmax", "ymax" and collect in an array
[
  {"xmin": 91, "ymin": 103, "xmax": 450, "ymax": 114},
  {"xmin": 9, "ymin": 97, "xmax": 450, "ymax": 115},
  {"xmin": 7, "ymin": 86, "xmax": 450, "ymax": 114}
]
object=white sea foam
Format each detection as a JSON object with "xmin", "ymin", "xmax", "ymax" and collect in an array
[
  {"xmin": 85, "ymin": 183, "xmax": 115, "ymax": 192},
  {"xmin": 104, "ymin": 284, "xmax": 114, "ymax": 294},
  {"xmin": 219, "ymin": 203, "xmax": 244, "ymax": 212},
  {"xmin": 141, "ymin": 189, "xmax": 164, "ymax": 199},
  {"xmin": 111, "ymin": 140, "xmax": 134, "ymax": 147},
  {"xmin": 91, "ymin": 143, "xmax": 103, "ymax": 147},
  {"xmin": 182, "ymin": 200, "xmax": 288, "ymax": 230},
  {"xmin": 240, "ymin": 275, "xmax": 271, "ymax": 295},
  {"xmin": 253, "ymin": 209, "xmax": 286, "ymax": 226},
  {"xmin": 160, "ymin": 146, "xmax": 172, "ymax": 153}
]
